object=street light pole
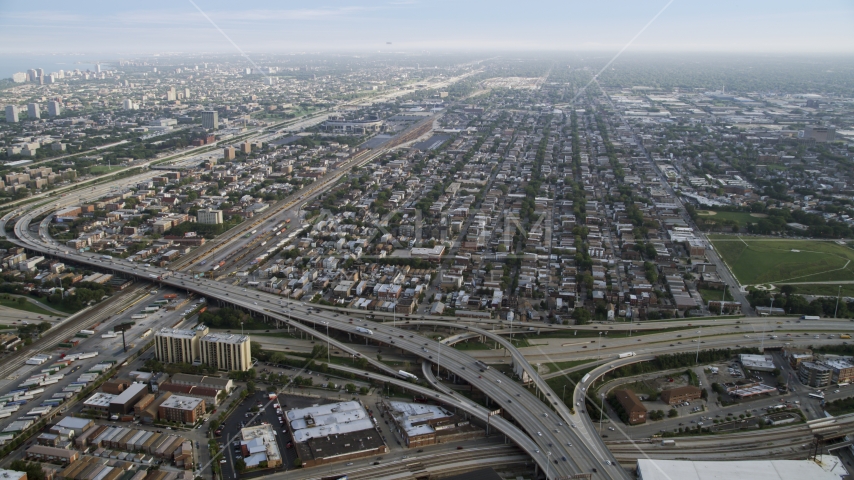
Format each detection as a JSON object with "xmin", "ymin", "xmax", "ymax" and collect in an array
[
  {"xmin": 324, "ymin": 322, "xmax": 330, "ymax": 365},
  {"xmin": 695, "ymin": 330, "xmax": 701, "ymax": 364},
  {"xmin": 545, "ymin": 451, "xmax": 551, "ymax": 480},
  {"xmin": 835, "ymin": 285, "xmax": 841, "ymax": 318},
  {"xmin": 761, "ymin": 297, "xmax": 773, "ymax": 351},
  {"xmin": 599, "ymin": 393, "xmax": 605, "ymax": 433}
]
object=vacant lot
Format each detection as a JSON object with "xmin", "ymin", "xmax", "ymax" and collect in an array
[{"xmin": 710, "ymin": 235, "xmax": 854, "ymax": 285}]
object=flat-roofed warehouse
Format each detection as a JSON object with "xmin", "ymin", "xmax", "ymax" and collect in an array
[
  {"xmin": 284, "ymin": 401, "xmax": 387, "ymax": 467},
  {"xmin": 109, "ymin": 383, "xmax": 149, "ymax": 416},
  {"xmin": 636, "ymin": 458, "xmax": 843, "ymax": 480}
]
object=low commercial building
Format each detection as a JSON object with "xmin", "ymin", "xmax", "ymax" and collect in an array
[
  {"xmin": 25, "ymin": 445, "xmax": 79, "ymax": 464},
  {"xmin": 158, "ymin": 395, "xmax": 206, "ymax": 424},
  {"xmin": 53, "ymin": 416, "xmax": 94, "ymax": 436},
  {"xmin": 636, "ymin": 458, "xmax": 841, "ymax": 480},
  {"xmin": 799, "ymin": 362, "xmax": 832, "ymax": 388},
  {"xmin": 284, "ymin": 401, "xmax": 387, "ymax": 467},
  {"xmin": 83, "ymin": 392, "xmax": 115, "ymax": 414},
  {"xmin": 170, "ymin": 373, "xmax": 233, "ymax": 392},
  {"xmin": 821, "ymin": 358, "xmax": 854, "ymax": 384},
  {"xmin": 239, "ymin": 424, "xmax": 282, "ymax": 469},
  {"xmin": 660, "ymin": 386, "xmax": 702, "ymax": 405},
  {"xmin": 739, "ymin": 354, "xmax": 776, "ymax": 372},
  {"xmin": 384, "ymin": 400, "xmax": 482, "ymax": 448},
  {"xmin": 159, "ymin": 383, "xmax": 221, "ymax": 407},
  {"xmin": 0, "ymin": 469, "xmax": 26, "ymax": 480},
  {"xmin": 614, "ymin": 390, "xmax": 647, "ymax": 425}
]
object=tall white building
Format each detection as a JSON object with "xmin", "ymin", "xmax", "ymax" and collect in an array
[
  {"xmin": 122, "ymin": 99, "xmax": 138, "ymax": 110},
  {"xmin": 154, "ymin": 325, "xmax": 208, "ymax": 364},
  {"xmin": 48, "ymin": 101, "xmax": 61, "ymax": 117},
  {"xmin": 155, "ymin": 325, "xmax": 252, "ymax": 371},
  {"xmin": 11, "ymin": 72, "xmax": 26, "ymax": 83},
  {"xmin": 27, "ymin": 103, "xmax": 40, "ymax": 119},
  {"xmin": 201, "ymin": 333, "xmax": 252, "ymax": 372},
  {"xmin": 166, "ymin": 86, "xmax": 176, "ymax": 102},
  {"xmin": 197, "ymin": 208, "xmax": 223, "ymax": 225},
  {"xmin": 201, "ymin": 111, "xmax": 218, "ymax": 130},
  {"xmin": 5, "ymin": 105, "xmax": 18, "ymax": 123}
]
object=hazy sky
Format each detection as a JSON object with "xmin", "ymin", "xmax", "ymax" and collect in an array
[{"xmin": 1, "ymin": 0, "xmax": 853, "ymax": 56}]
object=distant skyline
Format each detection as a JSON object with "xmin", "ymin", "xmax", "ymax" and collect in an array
[{"xmin": 1, "ymin": 0, "xmax": 853, "ymax": 57}]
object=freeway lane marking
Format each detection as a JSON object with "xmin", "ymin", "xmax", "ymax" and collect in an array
[{"xmin": 561, "ymin": 341, "xmax": 595, "ymax": 347}]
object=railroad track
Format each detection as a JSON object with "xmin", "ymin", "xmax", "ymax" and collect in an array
[{"xmin": 0, "ymin": 285, "xmax": 149, "ymax": 381}]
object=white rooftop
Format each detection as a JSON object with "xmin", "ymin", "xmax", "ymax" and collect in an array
[
  {"xmin": 636, "ymin": 459, "xmax": 842, "ymax": 480},
  {"xmin": 160, "ymin": 394, "xmax": 203, "ymax": 411},
  {"xmin": 387, "ymin": 401, "xmax": 453, "ymax": 437},
  {"xmin": 202, "ymin": 332, "xmax": 249, "ymax": 344},
  {"xmin": 240, "ymin": 424, "xmax": 280, "ymax": 468},
  {"xmin": 739, "ymin": 354, "xmax": 775, "ymax": 370},
  {"xmin": 285, "ymin": 401, "xmax": 373, "ymax": 443},
  {"xmin": 84, "ymin": 392, "xmax": 115, "ymax": 408}
]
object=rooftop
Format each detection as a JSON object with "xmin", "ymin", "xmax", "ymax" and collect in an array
[
  {"xmin": 240, "ymin": 424, "xmax": 280, "ymax": 468},
  {"xmin": 286, "ymin": 401, "xmax": 373, "ymax": 443},
  {"xmin": 110, "ymin": 383, "xmax": 148, "ymax": 405},
  {"xmin": 636, "ymin": 458, "xmax": 841, "ymax": 480},
  {"xmin": 201, "ymin": 332, "xmax": 249, "ymax": 345},
  {"xmin": 159, "ymin": 394, "xmax": 204, "ymax": 411},
  {"xmin": 387, "ymin": 401, "xmax": 453, "ymax": 437},
  {"xmin": 84, "ymin": 392, "xmax": 115, "ymax": 408},
  {"xmin": 155, "ymin": 327, "xmax": 197, "ymax": 339}
]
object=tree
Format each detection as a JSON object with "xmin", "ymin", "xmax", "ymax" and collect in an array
[
  {"xmin": 668, "ymin": 408, "xmax": 678, "ymax": 418},
  {"xmin": 235, "ymin": 459, "xmax": 247, "ymax": 472},
  {"xmin": 572, "ymin": 308, "xmax": 591, "ymax": 325},
  {"xmin": 246, "ymin": 381, "xmax": 256, "ymax": 394},
  {"xmin": 293, "ymin": 458, "xmax": 302, "ymax": 468}
]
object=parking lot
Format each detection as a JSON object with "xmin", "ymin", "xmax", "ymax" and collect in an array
[{"xmin": 214, "ymin": 391, "xmax": 341, "ymax": 478}]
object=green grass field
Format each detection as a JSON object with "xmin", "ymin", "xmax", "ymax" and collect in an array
[
  {"xmin": 699, "ymin": 288, "xmax": 733, "ymax": 303},
  {"xmin": 710, "ymin": 235, "xmax": 854, "ymax": 285},
  {"xmin": 89, "ymin": 165, "xmax": 121, "ymax": 174}
]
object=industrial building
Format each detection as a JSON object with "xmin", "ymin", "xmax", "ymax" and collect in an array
[
  {"xmin": 200, "ymin": 332, "xmax": 252, "ymax": 371},
  {"xmin": 636, "ymin": 458, "xmax": 842, "ymax": 480},
  {"xmin": 158, "ymin": 395, "xmax": 206, "ymax": 424},
  {"xmin": 108, "ymin": 383, "xmax": 149, "ymax": 416},
  {"xmin": 284, "ymin": 401, "xmax": 387, "ymax": 467}
]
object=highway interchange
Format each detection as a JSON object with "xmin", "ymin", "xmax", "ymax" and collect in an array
[{"xmin": 3, "ymin": 117, "xmax": 854, "ymax": 479}]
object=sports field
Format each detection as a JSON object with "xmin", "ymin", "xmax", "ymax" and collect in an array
[{"xmin": 709, "ymin": 235, "xmax": 854, "ymax": 286}]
